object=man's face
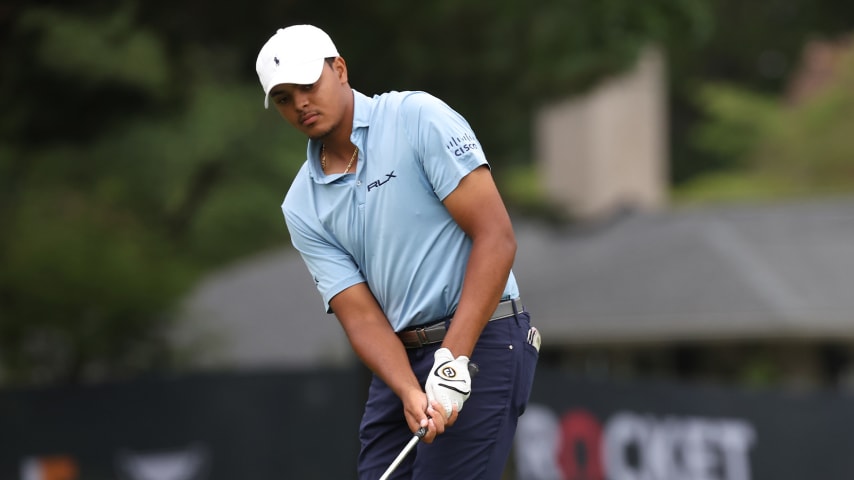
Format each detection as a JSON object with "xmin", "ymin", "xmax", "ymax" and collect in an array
[{"xmin": 268, "ymin": 58, "xmax": 348, "ymax": 140}]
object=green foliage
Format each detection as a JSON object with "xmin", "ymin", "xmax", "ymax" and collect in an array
[
  {"xmin": 17, "ymin": 5, "xmax": 169, "ymax": 93},
  {"xmin": 86, "ymin": 82, "xmax": 303, "ymax": 264},
  {"xmin": 679, "ymin": 46, "xmax": 854, "ymax": 203},
  {"xmin": 665, "ymin": 0, "xmax": 854, "ymax": 183},
  {"xmin": 0, "ymin": 5, "xmax": 178, "ymax": 148},
  {"xmin": 753, "ymin": 48, "xmax": 854, "ymax": 189},
  {"xmin": 0, "ymin": 6, "xmax": 304, "ymax": 385},
  {"xmin": 690, "ymin": 84, "xmax": 782, "ymax": 167},
  {"xmin": 520, "ymin": 0, "xmax": 712, "ymax": 98},
  {"xmin": 496, "ymin": 164, "xmax": 573, "ymax": 224},
  {"xmin": 671, "ymin": 171, "xmax": 798, "ymax": 205},
  {"xmin": 0, "ymin": 0, "xmax": 716, "ymax": 385},
  {"xmin": 343, "ymin": 0, "xmax": 713, "ymax": 165},
  {"xmin": 0, "ymin": 191, "xmax": 192, "ymax": 383}
]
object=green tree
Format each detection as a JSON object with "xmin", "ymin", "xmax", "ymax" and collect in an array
[
  {"xmin": 677, "ymin": 44, "xmax": 854, "ymax": 202},
  {"xmin": 0, "ymin": 5, "xmax": 304, "ymax": 385},
  {"xmin": 0, "ymin": 0, "xmax": 715, "ymax": 385},
  {"xmin": 666, "ymin": 0, "xmax": 854, "ymax": 184}
]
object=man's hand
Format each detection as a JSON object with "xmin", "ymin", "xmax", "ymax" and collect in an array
[{"xmin": 425, "ymin": 347, "xmax": 472, "ymax": 418}]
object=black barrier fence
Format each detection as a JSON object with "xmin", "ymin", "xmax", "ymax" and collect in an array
[
  {"xmin": 0, "ymin": 369, "xmax": 364, "ymax": 480},
  {"xmin": 2, "ymin": 368, "xmax": 854, "ymax": 479},
  {"xmin": 521, "ymin": 371, "xmax": 854, "ymax": 480}
]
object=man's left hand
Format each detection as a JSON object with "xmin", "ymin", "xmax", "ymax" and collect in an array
[{"xmin": 425, "ymin": 347, "xmax": 472, "ymax": 418}]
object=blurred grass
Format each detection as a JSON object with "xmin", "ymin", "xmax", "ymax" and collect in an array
[{"xmin": 673, "ymin": 170, "xmax": 854, "ymax": 206}]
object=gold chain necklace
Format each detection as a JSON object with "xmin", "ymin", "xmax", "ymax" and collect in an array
[{"xmin": 321, "ymin": 144, "xmax": 359, "ymax": 174}]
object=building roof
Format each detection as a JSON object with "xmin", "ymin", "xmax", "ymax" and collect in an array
[
  {"xmin": 180, "ymin": 196, "xmax": 854, "ymax": 368},
  {"xmin": 516, "ymin": 196, "xmax": 854, "ymax": 344},
  {"xmin": 179, "ymin": 250, "xmax": 353, "ymax": 369}
]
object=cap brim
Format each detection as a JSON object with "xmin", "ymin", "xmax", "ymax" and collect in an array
[{"xmin": 263, "ymin": 58, "xmax": 326, "ymax": 108}]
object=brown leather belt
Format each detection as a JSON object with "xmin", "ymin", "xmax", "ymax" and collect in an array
[{"xmin": 397, "ymin": 298, "xmax": 523, "ymax": 349}]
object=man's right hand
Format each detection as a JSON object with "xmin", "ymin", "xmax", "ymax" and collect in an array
[{"xmin": 402, "ymin": 387, "xmax": 457, "ymax": 443}]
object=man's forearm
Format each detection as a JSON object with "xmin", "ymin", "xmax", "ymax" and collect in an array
[
  {"xmin": 346, "ymin": 319, "xmax": 422, "ymax": 397},
  {"xmin": 442, "ymin": 232, "xmax": 516, "ymax": 357}
]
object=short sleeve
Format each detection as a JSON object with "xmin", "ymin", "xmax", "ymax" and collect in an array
[
  {"xmin": 283, "ymin": 207, "xmax": 365, "ymax": 312},
  {"xmin": 401, "ymin": 93, "xmax": 489, "ymax": 201}
]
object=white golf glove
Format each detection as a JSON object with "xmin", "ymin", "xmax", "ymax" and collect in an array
[{"xmin": 425, "ymin": 347, "xmax": 472, "ymax": 418}]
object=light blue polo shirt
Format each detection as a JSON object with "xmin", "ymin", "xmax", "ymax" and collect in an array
[{"xmin": 282, "ymin": 90, "xmax": 519, "ymax": 331}]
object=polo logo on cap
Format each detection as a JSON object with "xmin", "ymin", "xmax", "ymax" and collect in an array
[{"xmin": 274, "ymin": 57, "xmax": 280, "ymax": 66}]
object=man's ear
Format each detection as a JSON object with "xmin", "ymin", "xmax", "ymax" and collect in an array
[{"xmin": 333, "ymin": 57, "xmax": 348, "ymax": 84}]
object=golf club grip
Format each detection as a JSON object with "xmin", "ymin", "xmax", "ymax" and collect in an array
[{"xmin": 415, "ymin": 426, "xmax": 427, "ymax": 438}]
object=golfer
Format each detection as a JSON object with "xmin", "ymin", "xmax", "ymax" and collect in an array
[{"xmin": 256, "ymin": 24, "xmax": 539, "ymax": 479}]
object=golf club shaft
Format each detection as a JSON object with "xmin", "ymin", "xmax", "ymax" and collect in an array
[
  {"xmin": 378, "ymin": 426, "xmax": 427, "ymax": 480},
  {"xmin": 378, "ymin": 362, "xmax": 478, "ymax": 479}
]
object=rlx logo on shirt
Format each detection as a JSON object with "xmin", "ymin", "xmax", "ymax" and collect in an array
[{"xmin": 368, "ymin": 171, "xmax": 397, "ymax": 192}]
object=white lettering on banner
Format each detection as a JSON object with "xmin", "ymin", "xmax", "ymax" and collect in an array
[
  {"xmin": 514, "ymin": 404, "xmax": 564, "ymax": 480},
  {"xmin": 514, "ymin": 404, "xmax": 757, "ymax": 480},
  {"xmin": 115, "ymin": 445, "xmax": 208, "ymax": 480},
  {"xmin": 604, "ymin": 412, "xmax": 755, "ymax": 480}
]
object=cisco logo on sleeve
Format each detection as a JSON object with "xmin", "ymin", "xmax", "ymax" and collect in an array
[{"xmin": 445, "ymin": 133, "xmax": 480, "ymax": 157}]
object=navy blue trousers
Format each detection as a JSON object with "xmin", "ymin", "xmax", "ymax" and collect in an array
[{"xmin": 357, "ymin": 311, "xmax": 538, "ymax": 479}]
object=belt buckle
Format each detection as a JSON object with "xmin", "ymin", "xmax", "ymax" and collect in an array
[{"xmin": 415, "ymin": 328, "xmax": 429, "ymax": 347}]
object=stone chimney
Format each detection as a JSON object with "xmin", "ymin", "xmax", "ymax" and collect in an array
[
  {"xmin": 535, "ymin": 47, "xmax": 669, "ymax": 222},
  {"xmin": 786, "ymin": 34, "xmax": 853, "ymax": 106}
]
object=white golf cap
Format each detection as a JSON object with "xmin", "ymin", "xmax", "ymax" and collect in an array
[{"xmin": 255, "ymin": 25, "xmax": 339, "ymax": 108}]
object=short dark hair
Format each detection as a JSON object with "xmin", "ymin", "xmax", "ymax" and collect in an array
[{"xmin": 325, "ymin": 57, "xmax": 336, "ymax": 66}]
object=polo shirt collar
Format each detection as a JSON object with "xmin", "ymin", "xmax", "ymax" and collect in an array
[
  {"xmin": 351, "ymin": 89, "xmax": 372, "ymax": 129},
  {"xmin": 306, "ymin": 89, "xmax": 373, "ymax": 183}
]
